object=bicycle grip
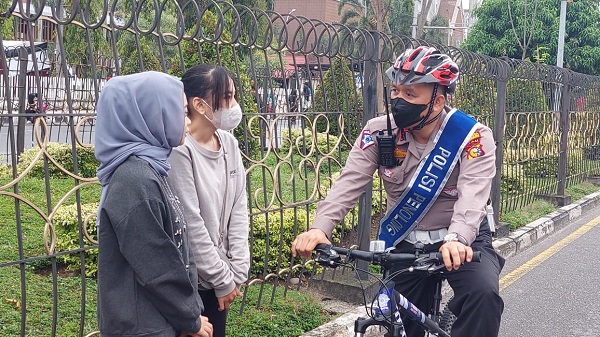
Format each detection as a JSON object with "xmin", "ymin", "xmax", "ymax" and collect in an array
[{"xmin": 435, "ymin": 251, "xmax": 481, "ymax": 263}]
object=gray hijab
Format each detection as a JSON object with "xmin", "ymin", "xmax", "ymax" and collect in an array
[{"xmin": 95, "ymin": 71, "xmax": 185, "ymax": 186}]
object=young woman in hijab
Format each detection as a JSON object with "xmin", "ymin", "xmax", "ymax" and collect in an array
[
  {"xmin": 168, "ymin": 64, "xmax": 250, "ymax": 337},
  {"xmin": 94, "ymin": 71, "xmax": 213, "ymax": 337}
]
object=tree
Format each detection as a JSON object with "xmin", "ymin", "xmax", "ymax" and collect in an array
[
  {"xmin": 507, "ymin": 0, "xmax": 541, "ymax": 60},
  {"xmin": 313, "ymin": 57, "xmax": 363, "ymax": 140},
  {"xmin": 388, "ymin": 0, "xmax": 414, "ymax": 36},
  {"xmin": 337, "ymin": 0, "xmax": 375, "ymax": 30},
  {"xmin": 337, "ymin": 0, "xmax": 392, "ymax": 33},
  {"xmin": 58, "ymin": 0, "xmax": 111, "ymax": 74},
  {"xmin": 462, "ymin": 0, "xmax": 600, "ymax": 75},
  {"xmin": 422, "ymin": 15, "xmax": 449, "ymax": 45},
  {"xmin": 415, "ymin": 0, "xmax": 436, "ymax": 39}
]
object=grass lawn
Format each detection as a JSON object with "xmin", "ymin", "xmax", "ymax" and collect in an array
[
  {"xmin": 246, "ymin": 151, "xmax": 348, "ymax": 209},
  {"xmin": 500, "ymin": 181, "xmax": 600, "ymax": 229},
  {"xmin": 0, "ymin": 176, "xmax": 101, "ymax": 336}
]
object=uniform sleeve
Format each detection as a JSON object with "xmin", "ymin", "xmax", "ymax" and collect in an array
[
  {"xmin": 311, "ymin": 126, "xmax": 380, "ymax": 238},
  {"xmin": 113, "ymin": 199, "xmax": 201, "ymax": 333},
  {"xmin": 168, "ymin": 147, "xmax": 236, "ymax": 298},
  {"xmin": 227, "ymin": 148, "xmax": 250, "ymax": 286},
  {"xmin": 448, "ymin": 126, "xmax": 496, "ymax": 245}
]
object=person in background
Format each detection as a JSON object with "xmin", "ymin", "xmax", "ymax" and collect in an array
[
  {"xmin": 25, "ymin": 92, "xmax": 42, "ymax": 123},
  {"xmin": 169, "ymin": 64, "xmax": 250, "ymax": 337},
  {"xmin": 95, "ymin": 71, "xmax": 213, "ymax": 337},
  {"xmin": 302, "ymin": 81, "xmax": 312, "ymax": 111}
]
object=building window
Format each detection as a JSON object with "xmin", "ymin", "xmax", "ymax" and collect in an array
[
  {"xmin": 17, "ymin": 18, "xmax": 28, "ymax": 39},
  {"xmin": 42, "ymin": 20, "xmax": 55, "ymax": 41}
]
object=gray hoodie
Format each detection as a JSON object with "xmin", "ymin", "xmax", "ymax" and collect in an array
[
  {"xmin": 97, "ymin": 156, "xmax": 203, "ymax": 336},
  {"xmin": 94, "ymin": 72, "xmax": 202, "ymax": 336},
  {"xmin": 169, "ymin": 131, "xmax": 250, "ymax": 298}
]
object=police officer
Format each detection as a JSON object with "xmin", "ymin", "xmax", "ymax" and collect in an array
[{"xmin": 291, "ymin": 46, "xmax": 504, "ymax": 337}]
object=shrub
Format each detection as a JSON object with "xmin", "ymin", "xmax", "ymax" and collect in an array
[
  {"xmin": 250, "ymin": 209, "xmax": 310, "ymax": 276},
  {"xmin": 17, "ymin": 143, "xmax": 99, "ymax": 179},
  {"xmin": 521, "ymin": 156, "xmax": 575, "ymax": 178},
  {"xmin": 506, "ymin": 78, "xmax": 547, "ymax": 113},
  {"xmin": 501, "ymin": 163, "xmax": 525, "ymax": 195},
  {"xmin": 583, "ymin": 145, "xmax": 600, "ymax": 160},
  {"xmin": 249, "ymin": 169, "xmax": 384, "ymax": 276},
  {"xmin": 279, "ymin": 128, "xmax": 340, "ymax": 155},
  {"xmin": 453, "ymin": 74, "xmax": 497, "ymax": 117},
  {"xmin": 0, "ymin": 164, "xmax": 12, "ymax": 180},
  {"xmin": 53, "ymin": 203, "xmax": 98, "ymax": 277}
]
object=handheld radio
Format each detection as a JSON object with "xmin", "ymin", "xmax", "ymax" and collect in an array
[{"xmin": 377, "ymin": 88, "xmax": 397, "ymax": 167}]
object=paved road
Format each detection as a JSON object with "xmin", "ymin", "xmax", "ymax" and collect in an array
[
  {"xmin": 0, "ymin": 120, "xmax": 95, "ymax": 164},
  {"xmin": 499, "ymin": 206, "xmax": 600, "ymax": 337}
]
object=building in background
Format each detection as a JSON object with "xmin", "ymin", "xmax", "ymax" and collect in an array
[{"xmin": 12, "ymin": 1, "xmax": 57, "ymax": 42}]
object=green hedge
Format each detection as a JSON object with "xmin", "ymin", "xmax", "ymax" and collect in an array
[
  {"xmin": 17, "ymin": 143, "xmax": 99, "ymax": 178},
  {"xmin": 583, "ymin": 145, "xmax": 600, "ymax": 161},
  {"xmin": 249, "ymin": 170, "xmax": 386, "ymax": 277},
  {"xmin": 0, "ymin": 164, "xmax": 12, "ymax": 180},
  {"xmin": 279, "ymin": 128, "xmax": 340, "ymax": 155},
  {"xmin": 250, "ymin": 210, "xmax": 308, "ymax": 276},
  {"xmin": 521, "ymin": 156, "xmax": 575, "ymax": 178},
  {"xmin": 53, "ymin": 202, "xmax": 98, "ymax": 277}
]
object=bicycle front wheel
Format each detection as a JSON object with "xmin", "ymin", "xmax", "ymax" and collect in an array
[{"xmin": 438, "ymin": 298, "xmax": 457, "ymax": 334}]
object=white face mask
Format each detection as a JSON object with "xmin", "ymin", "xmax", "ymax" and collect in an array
[
  {"xmin": 202, "ymin": 99, "xmax": 243, "ymax": 131},
  {"xmin": 216, "ymin": 104, "xmax": 243, "ymax": 130}
]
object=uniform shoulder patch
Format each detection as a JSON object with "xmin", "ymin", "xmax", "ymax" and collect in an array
[
  {"xmin": 359, "ymin": 129, "xmax": 375, "ymax": 150},
  {"xmin": 465, "ymin": 131, "xmax": 485, "ymax": 159}
]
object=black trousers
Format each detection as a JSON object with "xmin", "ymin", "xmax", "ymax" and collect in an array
[
  {"xmin": 392, "ymin": 229, "xmax": 505, "ymax": 337},
  {"xmin": 198, "ymin": 289, "xmax": 229, "ymax": 337}
]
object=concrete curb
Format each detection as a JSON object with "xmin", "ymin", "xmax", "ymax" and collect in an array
[{"xmin": 300, "ymin": 191, "xmax": 600, "ymax": 337}]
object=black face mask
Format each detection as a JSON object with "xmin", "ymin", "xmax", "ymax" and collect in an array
[{"xmin": 390, "ymin": 98, "xmax": 428, "ymax": 129}]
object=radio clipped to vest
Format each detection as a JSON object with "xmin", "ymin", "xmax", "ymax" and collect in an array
[{"xmin": 377, "ymin": 88, "xmax": 397, "ymax": 167}]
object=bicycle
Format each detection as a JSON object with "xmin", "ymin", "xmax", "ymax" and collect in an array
[{"xmin": 314, "ymin": 242, "xmax": 481, "ymax": 337}]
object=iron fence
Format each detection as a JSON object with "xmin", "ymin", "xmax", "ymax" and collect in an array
[{"xmin": 1, "ymin": 1, "xmax": 600, "ymax": 336}]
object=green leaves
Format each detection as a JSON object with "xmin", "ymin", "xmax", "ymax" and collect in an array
[{"xmin": 463, "ymin": 0, "xmax": 600, "ymax": 75}]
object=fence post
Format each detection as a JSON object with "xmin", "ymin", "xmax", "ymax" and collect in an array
[
  {"xmin": 491, "ymin": 62, "xmax": 509, "ymax": 230},
  {"xmin": 16, "ymin": 47, "xmax": 28, "ymax": 158},
  {"xmin": 356, "ymin": 31, "xmax": 379, "ymax": 280},
  {"xmin": 557, "ymin": 70, "xmax": 572, "ymax": 200}
]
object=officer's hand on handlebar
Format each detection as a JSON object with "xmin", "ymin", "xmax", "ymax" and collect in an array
[
  {"xmin": 292, "ymin": 229, "xmax": 331, "ymax": 259},
  {"xmin": 439, "ymin": 241, "xmax": 473, "ymax": 271}
]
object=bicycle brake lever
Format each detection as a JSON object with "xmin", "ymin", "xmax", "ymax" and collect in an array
[
  {"xmin": 411, "ymin": 254, "xmax": 444, "ymax": 273},
  {"xmin": 315, "ymin": 244, "xmax": 342, "ymax": 268}
]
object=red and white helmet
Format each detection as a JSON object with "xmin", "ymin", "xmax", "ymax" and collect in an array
[{"xmin": 385, "ymin": 47, "xmax": 459, "ymax": 93}]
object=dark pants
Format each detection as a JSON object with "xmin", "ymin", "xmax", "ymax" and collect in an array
[
  {"xmin": 198, "ymin": 289, "xmax": 229, "ymax": 337},
  {"xmin": 392, "ymin": 228, "xmax": 505, "ymax": 337}
]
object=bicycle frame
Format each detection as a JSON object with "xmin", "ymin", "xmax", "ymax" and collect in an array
[{"xmin": 314, "ymin": 243, "xmax": 480, "ymax": 337}]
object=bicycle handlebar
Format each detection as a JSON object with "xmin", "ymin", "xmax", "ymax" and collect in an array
[{"xmin": 314, "ymin": 243, "xmax": 481, "ymax": 268}]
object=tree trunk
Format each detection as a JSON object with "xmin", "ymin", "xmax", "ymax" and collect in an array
[
  {"xmin": 416, "ymin": 0, "xmax": 435, "ymax": 39},
  {"xmin": 370, "ymin": 0, "xmax": 390, "ymax": 113}
]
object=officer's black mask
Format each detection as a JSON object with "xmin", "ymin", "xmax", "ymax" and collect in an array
[{"xmin": 390, "ymin": 98, "xmax": 428, "ymax": 129}]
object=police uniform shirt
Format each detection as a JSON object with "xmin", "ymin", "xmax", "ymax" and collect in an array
[{"xmin": 311, "ymin": 107, "xmax": 496, "ymax": 245}]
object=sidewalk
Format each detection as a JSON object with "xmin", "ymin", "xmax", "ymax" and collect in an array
[{"xmin": 300, "ymin": 191, "xmax": 600, "ymax": 337}]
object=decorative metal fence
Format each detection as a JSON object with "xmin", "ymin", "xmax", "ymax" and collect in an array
[{"xmin": 1, "ymin": 1, "xmax": 600, "ymax": 336}]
